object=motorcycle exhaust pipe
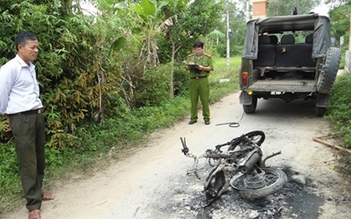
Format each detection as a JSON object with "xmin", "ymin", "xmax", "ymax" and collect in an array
[{"xmin": 238, "ymin": 149, "xmax": 261, "ymax": 173}]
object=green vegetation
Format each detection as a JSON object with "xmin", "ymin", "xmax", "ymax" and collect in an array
[
  {"xmin": 329, "ymin": 0, "xmax": 350, "ymax": 69},
  {"xmin": 0, "ymin": 56, "xmax": 241, "ymax": 215},
  {"xmin": 327, "ymin": 72, "xmax": 351, "ymax": 147},
  {"xmin": 0, "ymin": 0, "xmax": 350, "ymax": 216},
  {"xmin": 267, "ymin": 0, "xmax": 320, "ymax": 16},
  {"xmin": 326, "ymin": 72, "xmax": 351, "ymax": 178},
  {"xmin": 0, "ymin": 0, "xmax": 245, "ymax": 214}
]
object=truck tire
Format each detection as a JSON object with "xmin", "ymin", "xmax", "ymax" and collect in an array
[
  {"xmin": 316, "ymin": 93, "xmax": 330, "ymax": 117},
  {"xmin": 243, "ymin": 96, "xmax": 257, "ymax": 114},
  {"xmin": 316, "ymin": 107, "xmax": 327, "ymax": 117},
  {"xmin": 317, "ymin": 47, "xmax": 341, "ymax": 94}
]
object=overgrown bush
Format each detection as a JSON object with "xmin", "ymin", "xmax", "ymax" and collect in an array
[
  {"xmin": 327, "ymin": 72, "xmax": 351, "ymax": 177},
  {"xmin": 173, "ymin": 67, "xmax": 190, "ymax": 96},
  {"xmin": 327, "ymin": 73, "xmax": 351, "ymax": 147},
  {"xmin": 133, "ymin": 64, "xmax": 172, "ymax": 107},
  {"xmin": 0, "ymin": 1, "xmax": 122, "ymax": 148},
  {"xmin": 0, "ymin": 0, "xmax": 236, "ymax": 214}
]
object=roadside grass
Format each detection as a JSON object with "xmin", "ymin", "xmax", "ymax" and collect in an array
[
  {"xmin": 0, "ymin": 57, "xmax": 241, "ymax": 215},
  {"xmin": 210, "ymin": 57, "xmax": 241, "ymax": 102},
  {"xmin": 326, "ymin": 71, "xmax": 351, "ymax": 178}
]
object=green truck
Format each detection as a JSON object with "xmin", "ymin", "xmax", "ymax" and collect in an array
[{"xmin": 239, "ymin": 13, "xmax": 341, "ymax": 116}]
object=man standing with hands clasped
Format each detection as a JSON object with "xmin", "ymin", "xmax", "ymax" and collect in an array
[
  {"xmin": 185, "ymin": 41, "xmax": 214, "ymax": 125},
  {"xmin": 0, "ymin": 31, "xmax": 53, "ymax": 219}
]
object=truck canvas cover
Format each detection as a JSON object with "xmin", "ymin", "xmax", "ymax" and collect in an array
[{"xmin": 242, "ymin": 14, "xmax": 331, "ymax": 60}]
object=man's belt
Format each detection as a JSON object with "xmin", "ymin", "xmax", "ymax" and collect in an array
[
  {"xmin": 9, "ymin": 109, "xmax": 41, "ymax": 116},
  {"xmin": 191, "ymin": 76, "xmax": 208, "ymax": 79}
]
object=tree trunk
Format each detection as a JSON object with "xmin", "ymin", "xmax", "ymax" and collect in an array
[{"xmin": 170, "ymin": 39, "xmax": 175, "ymax": 98}]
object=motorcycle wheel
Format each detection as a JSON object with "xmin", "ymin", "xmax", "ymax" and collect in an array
[
  {"xmin": 228, "ymin": 130, "xmax": 265, "ymax": 151},
  {"xmin": 230, "ymin": 168, "xmax": 287, "ymax": 199},
  {"xmin": 204, "ymin": 167, "xmax": 226, "ymax": 201}
]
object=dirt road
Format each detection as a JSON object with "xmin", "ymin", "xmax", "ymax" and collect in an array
[{"xmin": 6, "ymin": 93, "xmax": 351, "ymax": 219}]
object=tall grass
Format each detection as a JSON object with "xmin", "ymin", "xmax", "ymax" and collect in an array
[
  {"xmin": 326, "ymin": 71, "xmax": 351, "ymax": 178},
  {"xmin": 209, "ymin": 56, "xmax": 241, "ymax": 101},
  {"xmin": 327, "ymin": 72, "xmax": 351, "ymax": 147}
]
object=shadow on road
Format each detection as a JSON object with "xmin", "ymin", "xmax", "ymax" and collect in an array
[{"xmin": 251, "ymin": 98, "xmax": 318, "ymax": 118}]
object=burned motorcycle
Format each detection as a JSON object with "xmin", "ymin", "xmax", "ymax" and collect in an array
[{"xmin": 180, "ymin": 131, "xmax": 287, "ymax": 205}]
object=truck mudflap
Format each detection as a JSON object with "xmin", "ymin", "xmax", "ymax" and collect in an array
[{"xmin": 240, "ymin": 91, "xmax": 252, "ymax": 105}]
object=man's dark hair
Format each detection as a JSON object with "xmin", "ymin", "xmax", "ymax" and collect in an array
[
  {"xmin": 14, "ymin": 31, "xmax": 38, "ymax": 51},
  {"xmin": 193, "ymin": 41, "xmax": 204, "ymax": 48}
]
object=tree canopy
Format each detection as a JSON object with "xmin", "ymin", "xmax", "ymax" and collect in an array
[
  {"xmin": 0, "ymin": 0, "xmax": 226, "ymax": 148},
  {"xmin": 328, "ymin": 0, "xmax": 351, "ymax": 44},
  {"xmin": 4, "ymin": 0, "xmax": 349, "ymax": 149},
  {"xmin": 267, "ymin": 0, "xmax": 320, "ymax": 16}
]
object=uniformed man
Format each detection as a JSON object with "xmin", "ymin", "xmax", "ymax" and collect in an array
[{"xmin": 185, "ymin": 41, "xmax": 213, "ymax": 125}]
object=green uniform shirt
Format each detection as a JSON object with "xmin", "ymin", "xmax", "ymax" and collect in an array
[{"xmin": 186, "ymin": 53, "xmax": 213, "ymax": 77}]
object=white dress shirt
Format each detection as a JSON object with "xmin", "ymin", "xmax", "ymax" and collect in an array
[{"xmin": 0, "ymin": 55, "xmax": 43, "ymax": 115}]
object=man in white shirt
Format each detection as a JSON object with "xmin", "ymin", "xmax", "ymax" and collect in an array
[{"xmin": 0, "ymin": 31, "xmax": 53, "ymax": 219}]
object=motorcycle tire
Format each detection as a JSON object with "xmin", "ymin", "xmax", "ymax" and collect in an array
[
  {"xmin": 204, "ymin": 167, "xmax": 226, "ymax": 201},
  {"xmin": 231, "ymin": 168, "xmax": 287, "ymax": 199},
  {"xmin": 228, "ymin": 130, "xmax": 265, "ymax": 151}
]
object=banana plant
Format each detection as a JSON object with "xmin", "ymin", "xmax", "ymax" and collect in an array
[{"xmin": 134, "ymin": 0, "xmax": 169, "ymax": 68}]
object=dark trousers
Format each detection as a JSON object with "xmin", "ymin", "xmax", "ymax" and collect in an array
[{"xmin": 9, "ymin": 113, "xmax": 45, "ymax": 211}]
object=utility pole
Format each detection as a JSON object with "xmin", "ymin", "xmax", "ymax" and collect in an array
[{"xmin": 226, "ymin": 9, "xmax": 230, "ymax": 68}]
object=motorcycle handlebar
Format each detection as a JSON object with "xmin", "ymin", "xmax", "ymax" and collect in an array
[{"xmin": 180, "ymin": 137, "xmax": 189, "ymax": 155}]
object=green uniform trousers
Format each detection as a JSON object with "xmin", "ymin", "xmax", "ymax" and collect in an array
[
  {"xmin": 189, "ymin": 77, "xmax": 210, "ymax": 121},
  {"xmin": 9, "ymin": 113, "xmax": 45, "ymax": 211}
]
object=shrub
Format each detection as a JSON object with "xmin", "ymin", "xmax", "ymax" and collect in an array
[
  {"xmin": 327, "ymin": 73, "xmax": 351, "ymax": 147},
  {"xmin": 327, "ymin": 72, "xmax": 351, "ymax": 178}
]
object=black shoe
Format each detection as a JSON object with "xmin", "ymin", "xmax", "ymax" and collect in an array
[
  {"xmin": 204, "ymin": 120, "xmax": 210, "ymax": 125},
  {"xmin": 188, "ymin": 120, "xmax": 197, "ymax": 125}
]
